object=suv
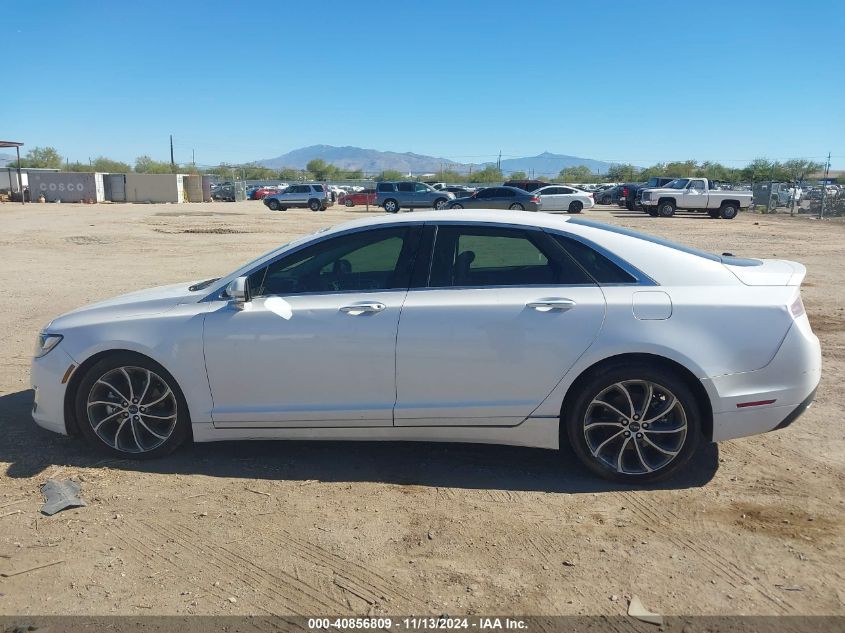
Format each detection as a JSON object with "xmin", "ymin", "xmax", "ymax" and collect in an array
[
  {"xmin": 263, "ymin": 183, "xmax": 333, "ymax": 211},
  {"xmin": 375, "ymin": 181, "xmax": 455, "ymax": 213},
  {"xmin": 502, "ymin": 179, "xmax": 552, "ymax": 192}
]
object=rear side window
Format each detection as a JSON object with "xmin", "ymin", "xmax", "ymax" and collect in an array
[
  {"xmin": 312, "ymin": 185, "xmax": 325, "ymax": 193},
  {"xmin": 551, "ymin": 234, "xmax": 637, "ymax": 284},
  {"xmin": 377, "ymin": 183, "xmax": 395, "ymax": 192},
  {"xmin": 429, "ymin": 226, "xmax": 592, "ymax": 288},
  {"xmin": 398, "ymin": 182, "xmax": 415, "ymax": 192}
]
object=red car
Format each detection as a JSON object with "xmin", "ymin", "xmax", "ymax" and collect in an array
[
  {"xmin": 342, "ymin": 189, "xmax": 377, "ymax": 207},
  {"xmin": 251, "ymin": 186, "xmax": 282, "ymax": 200}
]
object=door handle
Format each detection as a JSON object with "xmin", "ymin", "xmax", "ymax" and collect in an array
[
  {"xmin": 339, "ymin": 302, "xmax": 386, "ymax": 315},
  {"xmin": 527, "ymin": 298, "xmax": 576, "ymax": 312}
]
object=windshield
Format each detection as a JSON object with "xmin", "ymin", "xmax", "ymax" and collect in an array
[{"xmin": 666, "ymin": 179, "xmax": 690, "ymax": 189}]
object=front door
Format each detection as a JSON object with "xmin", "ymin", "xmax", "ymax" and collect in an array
[
  {"xmin": 394, "ymin": 224, "xmax": 606, "ymax": 426},
  {"xmin": 203, "ymin": 225, "xmax": 422, "ymax": 427}
]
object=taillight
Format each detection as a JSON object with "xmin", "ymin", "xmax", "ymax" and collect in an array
[
  {"xmin": 588, "ymin": 193, "xmax": 594, "ymax": 198},
  {"xmin": 790, "ymin": 295, "xmax": 805, "ymax": 318},
  {"xmin": 622, "ymin": 187, "xmax": 629, "ymax": 196},
  {"xmin": 530, "ymin": 196, "xmax": 540, "ymax": 203}
]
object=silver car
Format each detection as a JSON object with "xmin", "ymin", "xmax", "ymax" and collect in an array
[
  {"xmin": 448, "ymin": 186, "xmax": 542, "ymax": 211},
  {"xmin": 264, "ymin": 183, "xmax": 333, "ymax": 212},
  {"xmin": 375, "ymin": 181, "xmax": 455, "ymax": 213}
]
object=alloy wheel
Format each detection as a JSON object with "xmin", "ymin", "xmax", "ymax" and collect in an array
[
  {"xmin": 583, "ymin": 380, "xmax": 687, "ymax": 475},
  {"xmin": 86, "ymin": 366, "xmax": 178, "ymax": 454}
]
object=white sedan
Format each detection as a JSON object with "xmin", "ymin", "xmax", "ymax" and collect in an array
[
  {"xmin": 31, "ymin": 211, "xmax": 820, "ymax": 482},
  {"xmin": 533, "ymin": 185, "xmax": 596, "ymax": 213}
]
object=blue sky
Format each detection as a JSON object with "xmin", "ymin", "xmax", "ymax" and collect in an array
[{"xmin": 5, "ymin": 0, "xmax": 843, "ymax": 168}]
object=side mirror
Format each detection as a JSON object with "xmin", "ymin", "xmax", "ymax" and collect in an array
[{"xmin": 225, "ymin": 276, "xmax": 251, "ymax": 308}]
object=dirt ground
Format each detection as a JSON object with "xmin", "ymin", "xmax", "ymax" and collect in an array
[{"xmin": 0, "ymin": 200, "xmax": 842, "ymax": 617}]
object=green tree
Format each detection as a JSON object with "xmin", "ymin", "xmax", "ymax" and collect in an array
[
  {"xmin": 468, "ymin": 166, "xmax": 503, "ymax": 183},
  {"xmin": 90, "ymin": 156, "xmax": 132, "ymax": 173},
  {"xmin": 508, "ymin": 171, "xmax": 528, "ymax": 180},
  {"xmin": 557, "ymin": 165, "xmax": 593, "ymax": 183},
  {"xmin": 306, "ymin": 158, "xmax": 338, "ymax": 180},
  {"xmin": 781, "ymin": 159, "xmax": 824, "ymax": 183},
  {"xmin": 64, "ymin": 161, "xmax": 91, "ymax": 172},
  {"xmin": 606, "ymin": 163, "xmax": 638, "ymax": 182},
  {"xmin": 134, "ymin": 155, "xmax": 174, "ymax": 174},
  {"xmin": 377, "ymin": 169, "xmax": 406, "ymax": 181},
  {"xmin": 17, "ymin": 146, "xmax": 63, "ymax": 169},
  {"xmin": 278, "ymin": 167, "xmax": 305, "ymax": 181}
]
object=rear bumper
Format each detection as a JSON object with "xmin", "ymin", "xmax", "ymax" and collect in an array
[{"xmin": 707, "ymin": 315, "xmax": 821, "ymax": 441}]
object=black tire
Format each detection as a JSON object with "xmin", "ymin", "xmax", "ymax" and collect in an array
[
  {"xmin": 626, "ymin": 201, "xmax": 635, "ymax": 211},
  {"xmin": 279, "ymin": 207, "xmax": 287, "ymax": 211},
  {"xmin": 509, "ymin": 203, "xmax": 525, "ymax": 210},
  {"xmin": 449, "ymin": 203, "xmax": 464, "ymax": 209},
  {"xmin": 433, "ymin": 197, "xmax": 449, "ymax": 210},
  {"xmin": 719, "ymin": 203, "xmax": 738, "ymax": 220},
  {"xmin": 74, "ymin": 352, "xmax": 191, "ymax": 459},
  {"xmin": 564, "ymin": 362, "xmax": 702, "ymax": 484},
  {"xmin": 708, "ymin": 210, "xmax": 721, "ymax": 219},
  {"xmin": 768, "ymin": 197, "xmax": 778, "ymax": 212},
  {"xmin": 383, "ymin": 199, "xmax": 399, "ymax": 213},
  {"xmin": 344, "ymin": 198, "xmax": 354, "ymax": 207},
  {"xmin": 266, "ymin": 199, "xmax": 280, "ymax": 211},
  {"xmin": 647, "ymin": 208, "xmax": 658, "ymax": 217},
  {"xmin": 568, "ymin": 201, "xmax": 583, "ymax": 214},
  {"xmin": 308, "ymin": 199, "xmax": 321, "ymax": 212},
  {"xmin": 657, "ymin": 201, "xmax": 676, "ymax": 217}
]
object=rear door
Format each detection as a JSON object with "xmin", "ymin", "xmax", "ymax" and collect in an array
[
  {"xmin": 397, "ymin": 181, "xmax": 416, "ymax": 207},
  {"xmin": 394, "ymin": 223, "xmax": 606, "ymax": 426},
  {"xmin": 539, "ymin": 187, "xmax": 566, "ymax": 211}
]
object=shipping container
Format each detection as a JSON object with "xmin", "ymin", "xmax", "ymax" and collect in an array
[
  {"xmin": 28, "ymin": 171, "xmax": 105, "ymax": 203},
  {"xmin": 104, "ymin": 173, "xmax": 127, "ymax": 202},
  {"xmin": 124, "ymin": 173, "xmax": 187, "ymax": 203},
  {"xmin": 184, "ymin": 175, "xmax": 203, "ymax": 202}
]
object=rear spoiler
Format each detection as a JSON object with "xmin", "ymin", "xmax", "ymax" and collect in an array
[{"xmin": 723, "ymin": 259, "xmax": 806, "ymax": 286}]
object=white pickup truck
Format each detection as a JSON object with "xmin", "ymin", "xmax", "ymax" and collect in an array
[{"xmin": 639, "ymin": 178, "xmax": 752, "ymax": 219}]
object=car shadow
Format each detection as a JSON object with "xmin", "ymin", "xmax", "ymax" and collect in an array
[
  {"xmin": 0, "ymin": 389, "xmax": 718, "ymax": 493},
  {"xmin": 609, "ymin": 211, "xmax": 717, "ymax": 220}
]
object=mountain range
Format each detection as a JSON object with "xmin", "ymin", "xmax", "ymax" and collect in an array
[{"xmin": 257, "ymin": 145, "xmax": 613, "ymax": 176}]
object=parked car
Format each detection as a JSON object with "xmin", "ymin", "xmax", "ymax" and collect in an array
[
  {"xmin": 343, "ymin": 188, "xmax": 377, "ymax": 207},
  {"xmin": 533, "ymin": 185, "xmax": 595, "ymax": 214},
  {"xmin": 448, "ymin": 186, "xmax": 541, "ymax": 211},
  {"xmin": 375, "ymin": 181, "xmax": 455, "ymax": 213},
  {"xmin": 251, "ymin": 186, "xmax": 281, "ymax": 200},
  {"xmin": 32, "ymin": 211, "xmax": 820, "ymax": 483},
  {"xmin": 503, "ymin": 179, "xmax": 552, "ymax": 192},
  {"xmin": 620, "ymin": 177, "xmax": 676, "ymax": 210},
  {"xmin": 640, "ymin": 178, "xmax": 753, "ymax": 218},
  {"xmin": 595, "ymin": 185, "xmax": 624, "ymax": 205},
  {"xmin": 443, "ymin": 186, "xmax": 477, "ymax": 197},
  {"xmin": 263, "ymin": 183, "xmax": 333, "ymax": 211},
  {"xmin": 211, "ymin": 184, "xmax": 236, "ymax": 202}
]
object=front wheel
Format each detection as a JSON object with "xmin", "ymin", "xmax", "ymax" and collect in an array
[
  {"xmin": 568, "ymin": 201, "xmax": 583, "ymax": 214},
  {"xmin": 74, "ymin": 352, "xmax": 191, "ymax": 459},
  {"xmin": 509, "ymin": 203, "xmax": 525, "ymax": 210},
  {"xmin": 657, "ymin": 201, "xmax": 676, "ymax": 217},
  {"xmin": 564, "ymin": 363, "xmax": 701, "ymax": 483}
]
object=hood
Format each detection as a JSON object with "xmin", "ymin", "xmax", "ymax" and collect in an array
[{"xmin": 47, "ymin": 281, "xmax": 207, "ymax": 331}]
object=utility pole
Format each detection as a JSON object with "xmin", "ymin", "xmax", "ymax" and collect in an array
[
  {"xmin": 170, "ymin": 135, "xmax": 175, "ymax": 173},
  {"xmin": 819, "ymin": 152, "xmax": 831, "ymax": 220},
  {"xmin": 497, "ymin": 150, "xmax": 501, "ymax": 171},
  {"xmin": 192, "ymin": 149, "xmax": 195, "ymax": 166}
]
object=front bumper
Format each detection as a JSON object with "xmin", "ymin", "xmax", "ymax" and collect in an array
[
  {"xmin": 31, "ymin": 346, "xmax": 76, "ymax": 435},
  {"xmin": 707, "ymin": 315, "xmax": 821, "ymax": 442}
]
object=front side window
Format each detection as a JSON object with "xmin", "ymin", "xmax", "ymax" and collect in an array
[
  {"xmin": 689, "ymin": 180, "xmax": 705, "ymax": 191},
  {"xmin": 667, "ymin": 179, "xmax": 690, "ymax": 189},
  {"xmin": 248, "ymin": 227, "xmax": 415, "ymax": 296},
  {"xmin": 429, "ymin": 225, "xmax": 592, "ymax": 288},
  {"xmin": 414, "ymin": 182, "xmax": 430, "ymax": 192}
]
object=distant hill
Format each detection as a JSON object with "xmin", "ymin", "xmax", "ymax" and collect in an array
[
  {"xmin": 258, "ymin": 145, "xmax": 465, "ymax": 174},
  {"xmin": 492, "ymin": 152, "xmax": 613, "ymax": 177}
]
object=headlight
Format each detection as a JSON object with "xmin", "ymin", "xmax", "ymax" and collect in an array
[{"xmin": 34, "ymin": 332, "xmax": 63, "ymax": 358}]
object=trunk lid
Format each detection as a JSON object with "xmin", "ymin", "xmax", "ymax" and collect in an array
[{"xmin": 723, "ymin": 258, "xmax": 806, "ymax": 286}]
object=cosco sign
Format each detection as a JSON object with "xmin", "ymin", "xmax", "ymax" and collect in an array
[{"xmin": 39, "ymin": 182, "xmax": 86, "ymax": 192}]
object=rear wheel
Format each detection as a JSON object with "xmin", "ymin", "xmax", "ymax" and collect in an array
[
  {"xmin": 75, "ymin": 352, "xmax": 191, "ymax": 459},
  {"xmin": 719, "ymin": 203, "xmax": 738, "ymax": 219},
  {"xmin": 383, "ymin": 199, "xmax": 399, "ymax": 213},
  {"xmin": 308, "ymin": 199, "xmax": 321, "ymax": 212},
  {"xmin": 657, "ymin": 201, "xmax": 676, "ymax": 217},
  {"xmin": 433, "ymin": 198, "xmax": 449, "ymax": 210},
  {"xmin": 266, "ymin": 199, "xmax": 280, "ymax": 211},
  {"xmin": 449, "ymin": 203, "xmax": 464, "ymax": 209},
  {"xmin": 564, "ymin": 363, "xmax": 701, "ymax": 483},
  {"xmin": 509, "ymin": 203, "xmax": 525, "ymax": 210},
  {"xmin": 568, "ymin": 201, "xmax": 583, "ymax": 214}
]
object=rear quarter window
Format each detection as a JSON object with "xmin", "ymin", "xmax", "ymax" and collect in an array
[{"xmin": 551, "ymin": 233, "xmax": 638, "ymax": 284}]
